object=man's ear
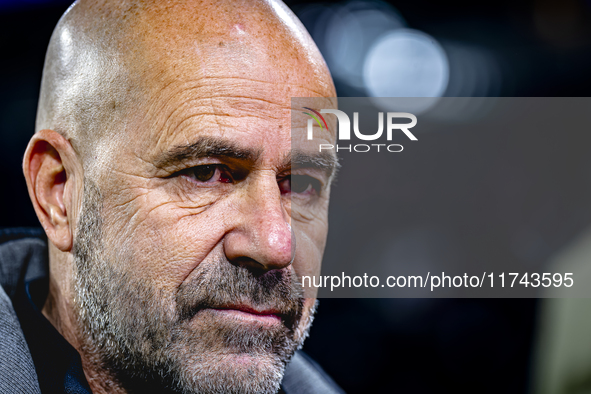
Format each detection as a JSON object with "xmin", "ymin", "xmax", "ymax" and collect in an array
[{"xmin": 23, "ymin": 129, "xmax": 81, "ymax": 251}]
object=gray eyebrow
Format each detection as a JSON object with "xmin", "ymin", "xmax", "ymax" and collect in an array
[
  {"xmin": 153, "ymin": 136, "xmax": 262, "ymax": 168},
  {"xmin": 153, "ymin": 137, "xmax": 339, "ymax": 181},
  {"xmin": 288, "ymin": 150, "xmax": 341, "ymax": 181}
]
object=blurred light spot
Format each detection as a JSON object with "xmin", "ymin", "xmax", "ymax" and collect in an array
[
  {"xmin": 294, "ymin": 4, "xmax": 334, "ymax": 59},
  {"xmin": 369, "ymin": 96, "xmax": 442, "ymax": 114},
  {"xmin": 364, "ymin": 29, "xmax": 449, "ymax": 98},
  {"xmin": 443, "ymin": 43, "xmax": 502, "ymax": 97},
  {"xmin": 420, "ymin": 44, "xmax": 502, "ymax": 122},
  {"xmin": 323, "ymin": 1, "xmax": 406, "ymax": 89}
]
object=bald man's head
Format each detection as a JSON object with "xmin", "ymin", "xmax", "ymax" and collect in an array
[
  {"xmin": 25, "ymin": 1, "xmax": 336, "ymax": 393},
  {"xmin": 37, "ymin": 0, "xmax": 334, "ymax": 170}
]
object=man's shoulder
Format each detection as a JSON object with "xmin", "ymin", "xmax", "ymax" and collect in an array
[
  {"xmin": 0, "ymin": 227, "xmax": 48, "ymax": 300},
  {"xmin": 282, "ymin": 351, "xmax": 345, "ymax": 394},
  {"xmin": 0, "ymin": 228, "xmax": 44, "ymax": 394}
]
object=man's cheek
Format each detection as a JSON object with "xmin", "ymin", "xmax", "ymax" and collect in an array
[
  {"xmin": 114, "ymin": 202, "xmax": 230, "ymax": 288},
  {"xmin": 290, "ymin": 193, "xmax": 330, "ymax": 224},
  {"xmin": 98, "ymin": 169, "xmax": 224, "ymax": 235},
  {"xmin": 292, "ymin": 228, "xmax": 325, "ymax": 291},
  {"xmin": 292, "ymin": 207, "xmax": 329, "ymax": 251}
]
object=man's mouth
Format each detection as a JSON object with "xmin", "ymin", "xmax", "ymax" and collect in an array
[{"xmin": 209, "ymin": 305, "xmax": 283, "ymax": 325}]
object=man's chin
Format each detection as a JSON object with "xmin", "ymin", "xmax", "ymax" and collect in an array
[
  {"xmin": 191, "ymin": 351, "xmax": 287, "ymax": 376},
  {"xmin": 175, "ymin": 343, "xmax": 287, "ymax": 394},
  {"xmin": 181, "ymin": 308, "xmax": 298, "ymax": 355}
]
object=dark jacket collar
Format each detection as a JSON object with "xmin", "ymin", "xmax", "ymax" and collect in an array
[{"xmin": 0, "ymin": 228, "xmax": 91, "ymax": 394}]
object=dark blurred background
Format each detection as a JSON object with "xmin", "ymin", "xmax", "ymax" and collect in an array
[{"xmin": 2, "ymin": 0, "xmax": 591, "ymax": 393}]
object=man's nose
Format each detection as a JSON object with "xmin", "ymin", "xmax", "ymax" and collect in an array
[{"xmin": 223, "ymin": 176, "xmax": 293, "ymax": 272}]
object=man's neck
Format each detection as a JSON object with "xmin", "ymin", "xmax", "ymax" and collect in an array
[{"xmin": 41, "ymin": 274, "xmax": 79, "ymax": 350}]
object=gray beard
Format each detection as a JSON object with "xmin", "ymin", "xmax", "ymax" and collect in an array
[{"xmin": 72, "ymin": 179, "xmax": 315, "ymax": 394}]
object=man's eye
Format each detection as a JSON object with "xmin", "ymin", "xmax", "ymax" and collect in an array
[
  {"xmin": 183, "ymin": 165, "xmax": 232, "ymax": 183},
  {"xmin": 279, "ymin": 175, "xmax": 321, "ymax": 195}
]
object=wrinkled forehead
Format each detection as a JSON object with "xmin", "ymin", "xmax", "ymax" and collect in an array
[
  {"xmin": 106, "ymin": 11, "xmax": 334, "ymax": 161},
  {"xmin": 68, "ymin": 0, "xmax": 336, "ymax": 176},
  {"xmin": 112, "ymin": 84, "xmax": 336, "ymax": 171},
  {"xmin": 125, "ymin": 0, "xmax": 333, "ymax": 92}
]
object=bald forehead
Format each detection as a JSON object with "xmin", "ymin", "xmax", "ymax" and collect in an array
[
  {"xmin": 65, "ymin": 0, "xmax": 331, "ymax": 89},
  {"xmin": 36, "ymin": 0, "xmax": 335, "ymax": 171},
  {"xmin": 133, "ymin": 1, "xmax": 333, "ymax": 96}
]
